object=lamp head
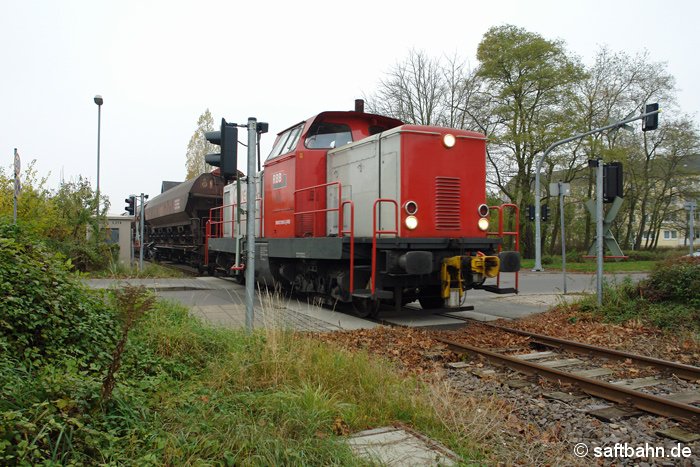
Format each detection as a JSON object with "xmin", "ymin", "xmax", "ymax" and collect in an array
[{"xmin": 94, "ymin": 95, "xmax": 103, "ymax": 106}]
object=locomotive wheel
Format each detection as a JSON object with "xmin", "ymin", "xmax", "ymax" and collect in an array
[
  {"xmin": 418, "ymin": 287, "xmax": 445, "ymax": 310},
  {"xmin": 351, "ymin": 297, "xmax": 380, "ymax": 318}
]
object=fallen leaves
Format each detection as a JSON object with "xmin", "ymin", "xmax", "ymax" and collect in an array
[
  {"xmin": 314, "ymin": 327, "xmax": 452, "ymax": 375},
  {"xmin": 312, "ymin": 307, "xmax": 700, "ymax": 378}
]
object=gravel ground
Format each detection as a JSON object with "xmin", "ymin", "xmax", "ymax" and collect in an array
[
  {"xmin": 316, "ymin": 313, "xmax": 700, "ymax": 466},
  {"xmin": 445, "ymin": 361, "xmax": 700, "ymax": 466}
]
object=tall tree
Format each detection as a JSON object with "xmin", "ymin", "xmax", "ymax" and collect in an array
[
  {"xmin": 364, "ymin": 50, "xmax": 475, "ymax": 126},
  {"xmin": 475, "ymin": 25, "xmax": 586, "ymax": 256},
  {"xmin": 185, "ymin": 109, "xmax": 217, "ymax": 180}
]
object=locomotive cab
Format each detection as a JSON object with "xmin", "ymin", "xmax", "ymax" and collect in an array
[{"xmin": 263, "ymin": 110, "xmax": 402, "ymax": 239}]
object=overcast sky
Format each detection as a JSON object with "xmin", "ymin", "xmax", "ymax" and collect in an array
[{"xmin": 2, "ymin": 0, "xmax": 698, "ymax": 214}]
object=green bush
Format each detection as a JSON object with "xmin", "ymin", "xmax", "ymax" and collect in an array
[
  {"xmin": 626, "ymin": 250, "xmax": 661, "ymax": 261},
  {"xmin": 0, "ymin": 223, "xmax": 488, "ymax": 464},
  {"xmin": 643, "ymin": 256, "xmax": 700, "ymax": 308},
  {"xmin": 580, "ymin": 257, "xmax": 700, "ymax": 331},
  {"xmin": 566, "ymin": 250, "xmax": 584, "ymax": 263},
  {"xmin": 0, "ymin": 223, "xmax": 118, "ymax": 365},
  {"xmin": 0, "ymin": 223, "xmax": 122, "ymax": 464},
  {"xmin": 541, "ymin": 255, "xmax": 554, "ymax": 265}
]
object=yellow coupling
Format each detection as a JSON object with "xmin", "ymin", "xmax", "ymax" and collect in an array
[
  {"xmin": 441, "ymin": 254, "xmax": 501, "ymax": 302},
  {"xmin": 440, "ymin": 256, "xmax": 463, "ymax": 300},
  {"xmin": 471, "ymin": 255, "xmax": 500, "ymax": 278}
]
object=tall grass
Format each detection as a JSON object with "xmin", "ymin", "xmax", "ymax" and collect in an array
[
  {"xmin": 89, "ymin": 260, "xmax": 185, "ymax": 279},
  {"xmin": 3, "ymin": 267, "xmax": 578, "ymax": 466}
]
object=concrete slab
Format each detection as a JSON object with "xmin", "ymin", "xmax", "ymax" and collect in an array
[
  {"xmin": 283, "ymin": 300, "xmax": 378, "ymax": 331},
  {"xmin": 611, "ymin": 376, "xmax": 661, "ymax": 389},
  {"xmin": 514, "ymin": 351, "xmax": 558, "ymax": 361},
  {"xmin": 85, "ymin": 271, "xmax": 649, "ymax": 331},
  {"xmin": 383, "ymin": 313, "xmax": 466, "ymax": 328},
  {"xmin": 587, "ymin": 406, "xmax": 643, "ymax": 421},
  {"xmin": 537, "ymin": 358, "xmax": 584, "ymax": 368},
  {"xmin": 190, "ymin": 303, "xmax": 341, "ymax": 332},
  {"xmin": 572, "ymin": 368, "xmax": 614, "ymax": 378},
  {"xmin": 347, "ymin": 426, "xmax": 459, "ymax": 466},
  {"xmin": 656, "ymin": 427, "xmax": 700, "ymax": 443},
  {"xmin": 439, "ymin": 310, "xmax": 504, "ymax": 322},
  {"xmin": 666, "ymin": 391, "xmax": 700, "ymax": 404}
]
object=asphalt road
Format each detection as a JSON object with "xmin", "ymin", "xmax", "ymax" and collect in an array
[{"xmin": 88, "ymin": 270, "xmax": 647, "ymax": 331}]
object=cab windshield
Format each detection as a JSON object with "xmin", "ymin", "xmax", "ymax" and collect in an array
[
  {"xmin": 268, "ymin": 124, "xmax": 303, "ymax": 160},
  {"xmin": 304, "ymin": 122, "xmax": 352, "ymax": 149}
]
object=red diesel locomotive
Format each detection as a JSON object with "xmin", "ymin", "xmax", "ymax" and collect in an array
[{"xmin": 202, "ymin": 100, "xmax": 520, "ymax": 316}]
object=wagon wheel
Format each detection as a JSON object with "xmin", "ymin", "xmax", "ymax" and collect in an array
[
  {"xmin": 231, "ymin": 271, "xmax": 245, "ymax": 285},
  {"xmin": 351, "ymin": 296, "xmax": 381, "ymax": 318}
]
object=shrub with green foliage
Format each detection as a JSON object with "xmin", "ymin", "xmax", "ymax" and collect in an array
[
  {"xmin": 0, "ymin": 223, "xmax": 484, "ymax": 465},
  {"xmin": 0, "ymin": 223, "xmax": 118, "ymax": 365},
  {"xmin": 0, "ymin": 165, "xmax": 113, "ymax": 271},
  {"xmin": 580, "ymin": 256, "xmax": 700, "ymax": 330},
  {"xmin": 0, "ymin": 223, "xmax": 122, "ymax": 464},
  {"xmin": 643, "ymin": 256, "xmax": 700, "ymax": 308},
  {"xmin": 566, "ymin": 250, "xmax": 584, "ymax": 263}
]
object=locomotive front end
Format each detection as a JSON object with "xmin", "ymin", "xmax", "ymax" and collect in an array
[{"xmin": 327, "ymin": 124, "xmax": 519, "ymax": 312}]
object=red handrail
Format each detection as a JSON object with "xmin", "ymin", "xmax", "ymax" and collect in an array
[
  {"xmin": 206, "ymin": 198, "xmax": 262, "ymax": 272},
  {"xmin": 371, "ymin": 199, "xmax": 399, "ymax": 295},
  {"xmin": 488, "ymin": 203, "xmax": 520, "ymax": 291},
  {"xmin": 207, "ymin": 198, "xmax": 262, "ymax": 240},
  {"xmin": 204, "ymin": 219, "xmax": 211, "ymax": 266},
  {"xmin": 293, "ymin": 181, "xmax": 342, "ymax": 237}
]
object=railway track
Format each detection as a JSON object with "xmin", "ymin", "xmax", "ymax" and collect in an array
[{"xmin": 431, "ymin": 322, "xmax": 700, "ymax": 429}]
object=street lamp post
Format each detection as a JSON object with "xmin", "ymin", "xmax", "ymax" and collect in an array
[{"xmin": 94, "ymin": 95, "xmax": 103, "ymax": 216}]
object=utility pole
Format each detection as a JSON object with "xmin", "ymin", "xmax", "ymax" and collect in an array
[
  {"xmin": 139, "ymin": 193, "xmax": 148, "ymax": 271},
  {"xmin": 94, "ymin": 95, "xmax": 103, "ymax": 216},
  {"xmin": 245, "ymin": 118, "xmax": 257, "ymax": 332},
  {"xmin": 551, "ymin": 181, "xmax": 570, "ymax": 293},
  {"xmin": 593, "ymin": 160, "xmax": 604, "ymax": 306}
]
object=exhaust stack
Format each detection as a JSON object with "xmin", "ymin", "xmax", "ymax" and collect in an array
[{"xmin": 354, "ymin": 99, "xmax": 364, "ymax": 113}]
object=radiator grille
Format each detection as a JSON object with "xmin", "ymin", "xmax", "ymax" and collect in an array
[{"xmin": 435, "ymin": 177, "xmax": 462, "ymax": 230}]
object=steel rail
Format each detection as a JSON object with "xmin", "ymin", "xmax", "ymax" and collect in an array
[
  {"xmin": 436, "ymin": 336, "xmax": 700, "ymax": 428},
  {"xmin": 480, "ymin": 322, "xmax": 700, "ymax": 382},
  {"xmin": 435, "ymin": 314, "xmax": 700, "ymax": 381}
]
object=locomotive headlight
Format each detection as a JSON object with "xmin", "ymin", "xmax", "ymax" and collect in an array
[
  {"xmin": 443, "ymin": 133, "xmax": 456, "ymax": 148},
  {"xmin": 405, "ymin": 215, "xmax": 419, "ymax": 230},
  {"xmin": 477, "ymin": 217, "xmax": 489, "ymax": 231},
  {"xmin": 478, "ymin": 204, "xmax": 490, "ymax": 217}
]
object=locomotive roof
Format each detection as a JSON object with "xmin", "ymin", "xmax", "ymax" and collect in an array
[
  {"xmin": 274, "ymin": 110, "xmax": 403, "ymax": 136},
  {"xmin": 273, "ymin": 111, "xmax": 485, "ymax": 141}
]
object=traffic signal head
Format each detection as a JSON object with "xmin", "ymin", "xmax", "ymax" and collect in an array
[
  {"xmin": 205, "ymin": 118, "xmax": 238, "ymax": 178},
  {"xmin": 642, "ymin": 103, "xmax": 659, "ymax": 132},
  {"xmin": 603, "ymin": 162, "xmax": 624, "ymax": 202},
  {"xmin": 528, "ymin": 205, "xmax": 535, "ymax": 221},
  {"xmin": 125, "ymin": 196, "xmax": 135, "ymax": 215},
  {"xmin": 541, "ymin": 205, "xmax": 549, "ymax": 222}
]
